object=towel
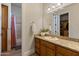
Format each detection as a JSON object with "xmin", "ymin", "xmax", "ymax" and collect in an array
[{"xmin": 32, "ymin": 22, "xmax": 37, "ymax": 34}]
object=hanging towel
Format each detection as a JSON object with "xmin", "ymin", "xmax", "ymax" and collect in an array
[
  {"xmin": 11, "ymin": 15, "xmax": 16, "ymax": 49},
  {"xmin": 32, "ymin": 21, "xmax": 37, "ymax": 35}
]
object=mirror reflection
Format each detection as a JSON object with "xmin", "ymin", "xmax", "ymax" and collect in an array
[{"xmin": 45, "ymin": 3, "xmax": 79, "ymax": 39}]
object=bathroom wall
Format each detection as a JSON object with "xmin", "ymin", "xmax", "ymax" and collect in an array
[
  {"xmin": 11, "ymin": 4, "xmax": 22, "ymax": 46},
  {"xmin": 22, "ymin": 3, "xmax": 43, "ymax": 55},
  {"xmin": 43, "ymin": 3, "xmax": 52, "ymax": 29},
  {"xmin": 54, "ymin": 3, "xmax": 79, "ymax": 39},
  {"xmin": 22, "ymin": 3, "xmax": 53, "ymax": 56}
]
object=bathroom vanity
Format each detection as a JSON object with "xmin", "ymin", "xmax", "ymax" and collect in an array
[{"xmin": 35, "ymin": 35, "xmax": 79, "ymax": 56}]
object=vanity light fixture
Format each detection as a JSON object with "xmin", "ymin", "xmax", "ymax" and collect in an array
[{"xmin": 47, "ymin": 3, "xmax": 72, "ymax": 13}]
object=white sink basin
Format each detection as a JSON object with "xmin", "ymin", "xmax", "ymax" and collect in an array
[{"xmin": 44, "ymin": 36, "xmax": 59, "ymax": 40}]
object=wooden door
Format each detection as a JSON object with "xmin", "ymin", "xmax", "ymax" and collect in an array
[
  {"xmin": 2, "ymin": 5, "xmax": 8, "ymax": 52},
  {"xmin": 60, "ymin": 13, "xmax": 69, "ymax": 36}
]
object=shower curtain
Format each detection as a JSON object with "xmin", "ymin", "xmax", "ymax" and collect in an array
[{"xmin": 11, "ymin": 15, "xmax": 16, "ymax": 49}]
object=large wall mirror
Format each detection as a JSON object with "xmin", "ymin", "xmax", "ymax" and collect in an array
[
  {"xmin": 52, "ymin": 13, "xmax": 69, "ymax": 37},
  {"xmin": 46, "ymin": 3, "xmax": 79, "ymax": 39}
]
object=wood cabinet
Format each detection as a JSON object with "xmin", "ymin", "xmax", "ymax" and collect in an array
[
  {"xmin": 35, "ymin": 38, "xmax": 40, "ymax": 55},
  {"xmin": 35, "ymin": 37, "xmax": 79, "ymax": 56},
  {"xmin": 46, "ymin": 42, "xmax": 55, "ymax": 50},
  {"xmin": 56, "ymin": 46, "xmax": 79, "ymax": 56},
  {"xmin": 40, "ymin": 45, "xmax": 46, "ymax": 56},
  {"xmin": 46, "ymin": 42, "xmax": 55, "ymax": 56},
  {"xmin": 40, "ymin": 40, "xmax": 47, "ymax": 56},
  {"xmin": 35, "ymin": 38, "xmax": 55, "ymax": 56},
  {"xmin": 46, "ymin": 48, "xmax": 55, "ymax": 56}
]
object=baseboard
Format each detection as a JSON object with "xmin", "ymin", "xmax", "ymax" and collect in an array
[{"xmin": 22, "ymin": 48, "xmax": 35, "ymax": 56}]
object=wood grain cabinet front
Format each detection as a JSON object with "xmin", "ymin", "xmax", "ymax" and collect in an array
[
  {"xmin": 35, "ymin": 38, "xmax": 40, "ymax": 55},
  {"xmin": 40, "ymin": 40, "xmax": 47, "ymax": 56},
  {"xmin": 35, "ymin": 38, "xmax": 55, "ymax": 56},
  {"xmin": 35, "ymin": 37, "xmax": 79, "ymax": 56},
  {"xmin": 40, "ymin": 45, "xmax": 47, "ymax": 56},
  {"xmin": 46, "ymin": 48, "xmax": 55, "ymax": 56},
  {"xmin": 46, "ymin": 42, "xmax": 55, "ymax": 56},
  {"xmin": 56, "ymin": 46, "xmax": 79, "ymax": 56},
  {"xmin": 46, "ymin": 42, "xmax": 55, "ymax": 50}
]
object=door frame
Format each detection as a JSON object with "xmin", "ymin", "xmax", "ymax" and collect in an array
[{"xmin": 60, "ymin": 13, "xmax": 69, "ymax": 37}]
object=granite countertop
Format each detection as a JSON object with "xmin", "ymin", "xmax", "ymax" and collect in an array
[{"xmin": 35, "ymin": 35, "xmax": 79, "ymax": 52}]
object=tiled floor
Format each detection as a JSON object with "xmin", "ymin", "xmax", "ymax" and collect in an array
[
  {"xmin": 1, "ymin": 50, "xmax": 39, "ymax": 56},
  {"xmin": 31, "ymin": 53, "xmax": 38, "ymax": 56},
  {"xmin": 1, "ymin": 49, "xmax": 21, "ymax": 56}
]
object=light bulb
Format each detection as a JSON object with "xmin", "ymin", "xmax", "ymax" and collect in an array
[
  {"xmin": 57, "ymin": 3, "xmax": 61, "ymax": 6},
  {"xmin": 52, "ymin": 6, "xmax": 55, "ymax": 8},
  {"xmin": 48, "ymin": 8, "xmax": 50, "ymax": 11}
]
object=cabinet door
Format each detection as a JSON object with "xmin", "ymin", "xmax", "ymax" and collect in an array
[
  {"xmin": 46, "ymin": 48, "xmax": 55, "ymax": 56},
  {"xmin": 40, "ymin": 45, "xmax": 46, "ymax": 56},
  {"xmin": 35, "ymin": 38, "xmax": 40, "ymax": 55},
  {"xmin": 40, "ymin": 39, "xmax": 47, "ymax": 56},
  {"xmin": 56, "ymin": 46, "xmax": 79, "ymax": 56},
  {"xmin": 35, "ymin": 39, "xmax": 40, "ymax": 48},
  {"xmin": 46, "ymin": 42, "xmax": 55, "ymax": 50},
  {"xmin": 56, "ymin": 53, "xmax": 64, "ymax": 56},
  {"xmin": 35, "ymin": 48, "xmax": 40, "ymax": 55}
]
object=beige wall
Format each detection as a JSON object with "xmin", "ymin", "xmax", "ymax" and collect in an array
[
  {"xmin": 43, "ymin": 3, "xmax": 52, "ymax": 29},
  {"xmin": 22, "ymin": 3, "xmax": 43, "ymax": 55},
  {"xmin": 22, "ymin": 3, "xmax": 52, "ymax": 55}
]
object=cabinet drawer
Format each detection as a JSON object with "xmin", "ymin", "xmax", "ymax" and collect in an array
[
  {"xmin": 46, "ymin": 42, "xmax": 55, "ymax": 50},
  {"xmin": 46, "ymin": 48, "xmax": 55, "ymax": 56},
  {"xmin": 56, "ymin": 46, "xmax": 79, "ymax": 56}
]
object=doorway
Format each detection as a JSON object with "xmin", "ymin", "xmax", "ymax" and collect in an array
[
  {"xmin": 1, "ymin": 4, "xmax": 22, "ymax": 56},
  {"xmin": 1, "ymin": 5, "xmax": 8, "ymax": 52},
  {"xmin": 11, "ymin": 3, "xmax": 22, "ymax": 50},
  {"xmin": 60, "ymin": 13, "xmax": 69, "ymax": 36}
]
